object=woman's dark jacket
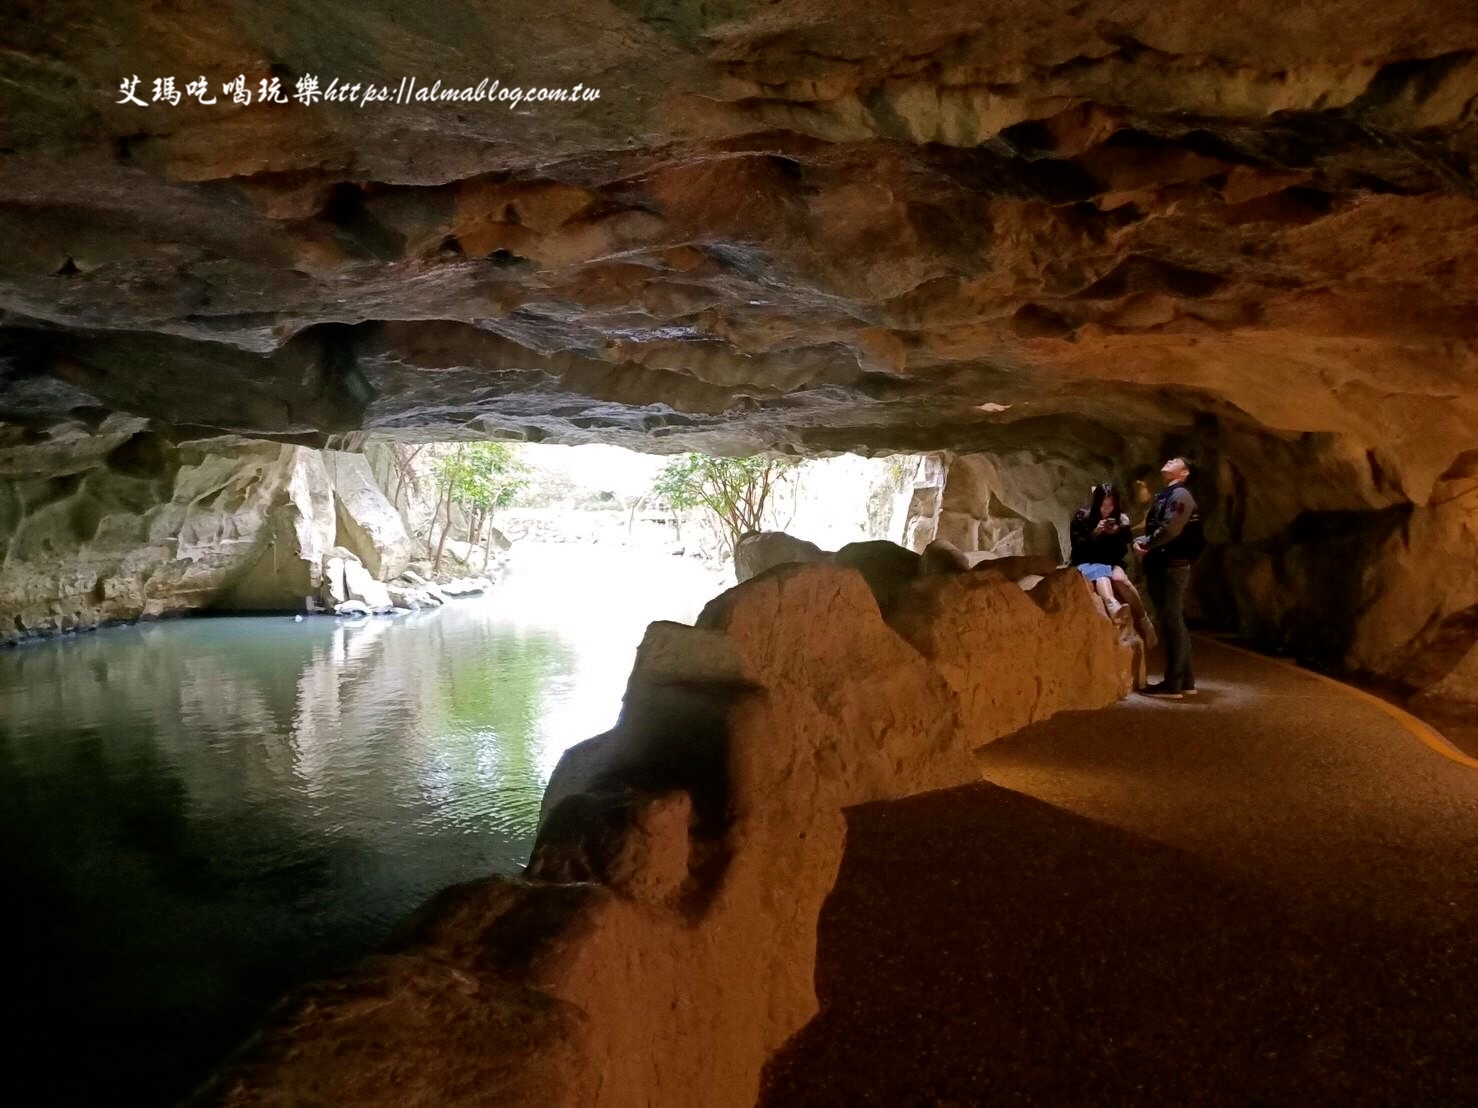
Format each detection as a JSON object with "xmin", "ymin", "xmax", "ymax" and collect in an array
[{"xmin": 1069, "ymin": 510, "xmax": 1132, "ymax": 567}]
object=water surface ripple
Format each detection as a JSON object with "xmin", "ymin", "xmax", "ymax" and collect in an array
[{"xmin": 0, "ymin": 546, "xmax": 729, "ymax": 1106}]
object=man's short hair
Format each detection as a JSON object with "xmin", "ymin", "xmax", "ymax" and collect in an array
[{"xmin": 1170, "ymin": 456, "xmax": 1196, "ymax": 478}]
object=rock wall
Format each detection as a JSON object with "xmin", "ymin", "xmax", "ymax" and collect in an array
[
  {"xmin": 323, "ymin": 450, "xmax": 416, "ymax": 580},
  {"xmin": 900, "ymin": 427, "xmax": 1478, "ymax": 703},
  {"xmin": 193, "ymin": 559, "xmax": 1135, "ymax": 1108},
  {"xmin": 1185, "ymin": 432, "xmax": 1478, "ymax": 704},
  {"xmin": 3, "ymin": 0, "xmax": 1476, "ymax": 697},
  {"xmin": 0, "ymin": 426, "xmax": 420, "ymax": 642}
]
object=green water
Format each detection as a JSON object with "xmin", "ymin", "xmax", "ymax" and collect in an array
[{"xmin": 0, "ymin": 546, "xmax": 730, "ymax": 1107}]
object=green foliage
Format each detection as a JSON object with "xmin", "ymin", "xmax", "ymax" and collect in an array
[
  {"xmin": 435, "ymin": 442, "xmax": 529, "ymax": 512},
  {"xmin": 651, "ymin": 452, "xmax": 800, "ymax": 557}
]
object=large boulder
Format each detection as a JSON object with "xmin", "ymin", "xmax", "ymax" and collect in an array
[
  {"xmin": 320, "ymin": 551, "xmax": 350, "ymax": 608},
  {"xmin": 324, "ymin": 451, "xmax": 416, "ymax": 581},
  {"xmin": 733, "ymin": 530, "xmax": 828, "ymax": 582},
  {"xmin": 968, "ymin": 552, "xmax": 1063, "ymax": 581},
  {"xmin": 919, "ymin": 537, "xmax": 972, "ymax": 574},
  {"xmin": 342, "ymin": 557, "xmax": 393, "ymax": 610},
  {"xmin": 890, "ymin": 567, "xmax": 1141, "ymax": 733},
  {"xmin": 830, "ymin": 539, "xmax": 923, "ymax": 610}
]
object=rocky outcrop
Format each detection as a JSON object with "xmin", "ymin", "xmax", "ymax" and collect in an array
[
  {"xmin": 324, "ymin": 451, "xmax": 416, "ymax": 581},
  {"xmin": 3, "ymin": 1, "xmax": 1478, "ymax": 692},
  {"xmin": 737, "ymin": 528, "xmax": 1072, "ymax": 605},
  {"xmin": 1191, "ymin": 435, "xmax": 1478, "ymax": 702},
  {"xmin": 0, "ymin": 425, "xmax": 331, "ymax": 639},
  {"xmin": 0, "ymin": 427, "xmax": 448, "ymax": 641},
  {"xmin": 195, "ymin": 559, "xmax": 1133, "ymax": 1108},
  {"xmin": 734, "ymin": 531, "xmax": 828, "ymax": 582},
  {"xmin": 892, "ymin": 567, "xmax": 1143, "ymax": 724},
  {"xmin": 215, "ymin": 448, "xmax": 338, "ymax": 611}
]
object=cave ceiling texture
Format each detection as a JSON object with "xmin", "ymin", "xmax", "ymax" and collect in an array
[{"xmin": 0, "ymin": 0, "xmax": 1475, "ymax": 503}]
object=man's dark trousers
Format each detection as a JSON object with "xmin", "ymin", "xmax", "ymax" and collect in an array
[{"xmin": 1147, "ymin": 563, "xmax": 1194, "ymax": 692}]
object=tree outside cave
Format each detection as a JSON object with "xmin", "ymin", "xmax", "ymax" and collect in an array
[
  {"xmin": 371, "ymin": 440, "xmax": 922, "ymax": 573},
  {"xmin": 649, "ymin": 453, "xmax": 802, "ymax": 561}
]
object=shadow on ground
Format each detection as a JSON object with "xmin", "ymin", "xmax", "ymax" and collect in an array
[{"xmin": 760, "ymin": 782, "xmax": 1478, "ymax": 1107}]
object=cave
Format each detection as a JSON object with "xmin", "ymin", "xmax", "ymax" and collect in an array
[{"xmin": 3, "ymin": 2, "xmax": 1478, "ymax": 1106}]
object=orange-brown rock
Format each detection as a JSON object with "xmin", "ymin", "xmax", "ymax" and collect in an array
[
  {"xmin": 196, "ymin": 560, "xmax": 1133, "ymax": 1108},
  {"xmin": 3, "ymin": 0, "xmax": 1478, "ymax": 692}
]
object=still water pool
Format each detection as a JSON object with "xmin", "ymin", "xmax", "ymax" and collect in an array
[{"xmin": 0, "ymin": 546, "xmax": 730, "ymax": 1107}]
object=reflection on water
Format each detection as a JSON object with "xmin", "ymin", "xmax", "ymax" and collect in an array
[{"xmin": 0, "ymin": 545, "xmax": 729, "ymax": 1108}]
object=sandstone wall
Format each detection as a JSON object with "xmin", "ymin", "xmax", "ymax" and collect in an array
[
  {"xmin": 1194, "ymin": 436, "xmax": 1478, "ymax": 704},
  {"xmin": 4, "ymin": 0, "xmax": 1478, "ymax": 683},
  {"xmin": 0, "ymin": 427, "xmax": 423, "ymax": 641},
  {"xmin": 323, "ymin": 450, "xmax": 416, "ymax": 580},
  {"xmin": 195, "ymin": 560, "xmax": 1135, "ymax": 1108},
  {"xmin": 909, "ymin": 429, "xmax": 1478, "ymax": 704}
]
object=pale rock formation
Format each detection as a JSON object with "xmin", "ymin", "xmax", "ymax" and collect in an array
[
  {"xmin": 324, "ymin": 451, "xmax": 416, "ymax": 580},
  {"xmin": 0, "ymin": 420, "xmax": 444, "ymax": 637},
  {"xmin": 733, "ymin": 530, "xmax": 828, "ymax": 583},
  {"xmin": 197, "ymin": 561, "xmax": 1135, "ymax": 1108},
  {"xmin": 378, "ymin": 573, "xmax": 491, "ymax": 611},
  {"xmin": 341, "ymin": 556, "xmax": 393, "ymax": 611},
  {"xmin": 0, "ymin": 429, "xmax": 341, "ymax": 640},
  {"xmin": 900, "ymin": 456, "xmax": 950, "ymax": 554},
  {"xmin": 908, "ymin": 452, "xmax": 1086, "ymax": 562},
  {"xmin": 439, "ymin": 576, "xmax": 494, "ymax": 596},
  {"xmin": 385, "ymin": 582, "xmax": 433, "ymax": 610},
  {"xmin": 216, "ymin": 447, "xmax": 337, "ymax": 611},
  {"xmin": 320, "ymin": 551, "xmax": 350, "ymax": 607}
]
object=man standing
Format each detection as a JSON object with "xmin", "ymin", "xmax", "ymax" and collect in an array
[{"xmin": 1133, "ymin": 457, "xmax": 1201, "ymax": 699}]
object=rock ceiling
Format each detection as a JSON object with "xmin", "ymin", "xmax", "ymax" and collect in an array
[{"xmin": 2, "ymin": 0, "xmax": 1476, "ymax": 500}]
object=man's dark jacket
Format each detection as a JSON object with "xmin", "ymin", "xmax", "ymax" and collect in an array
[{"xmin": 1141, "ymin": 482, "xmax": 1199, "ymax": 569}]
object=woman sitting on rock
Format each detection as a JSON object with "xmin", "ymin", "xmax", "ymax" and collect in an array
[{"xmin": 1069, "ymin": 483, "xmax": 1154, "ymax": 645}]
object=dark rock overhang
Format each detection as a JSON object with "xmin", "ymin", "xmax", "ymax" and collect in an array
[{"xmin": 1, "ymin": 1, "xmax": 1475, "ymax": 498}]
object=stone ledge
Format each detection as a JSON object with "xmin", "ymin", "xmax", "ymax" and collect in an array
[{"xmin": 194, "ymin": 558, "xmax": 1134, "ymax": 1108}]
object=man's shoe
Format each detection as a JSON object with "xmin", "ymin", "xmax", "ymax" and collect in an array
[
  {"xmin": 1181, "ymin": 687, "xmax": 1199, "ymax": 696},
  {"xmin": 1140, "ymin": 682, "xmax": 1184, "ymax": 700}
]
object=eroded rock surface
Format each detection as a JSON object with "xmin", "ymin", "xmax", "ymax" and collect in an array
[
  {"xmin": 3, "ymin": 1, "xmax": 1477, "ymax": 691},
  {"xmin": 0, "ymin": 3, "xmax": 1466, "ymax": 463},
  {"xmin": 0, "ymin": 424, "xmax": 327, "ymax": 638},
  {"xmin": 2, "ymin": 1, "xmax": 1476, "ymax": 468},
  {"xmin": 324, "ymin": 450, "xmax": 416, "ymax": 580},
  {"xmin": 913, "ymin": 431, "xmax": 1478, "ymax": 702},
  {"xmin": 196, "ymin": 560, "xmax": 1133, "ymax": 1108},
  {"xmin": 0, "ymin": 427, "xmax": 440, "ymax": 640}
]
